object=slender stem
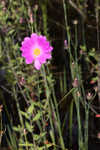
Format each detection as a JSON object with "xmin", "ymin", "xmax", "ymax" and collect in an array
[
  {"xmin": 41, "ymin": 65, "xmax": 56, "ymax": 150},
  {"xmin": 84, "ymin": 105, "xmax": 89, "ymax": 150},
  {"xmin": 42, "ymin": 65, "xmax": 65, "ymax": 149},
  {"xmin": 13, "ymin": 86, "xmax": 28, "ymax": 150},
  {"xmin": 81, "ymin": 13, "xmax": 89, "ymax": 150},
  {"xmin": 74, "ymin": 23, "xmax": 84, "ymax": 150}
]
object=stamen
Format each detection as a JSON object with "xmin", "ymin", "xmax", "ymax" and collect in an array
[{"xmin": 33, "ymin": 48, "xmax": 40, "ymax": 57}]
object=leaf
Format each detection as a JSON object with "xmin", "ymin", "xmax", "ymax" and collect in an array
[
  {"xmin": 33, "ymin": 134, "xmax": 40, "ymax": 141},
  {"xmin": 8, "ymin": 29, "xmax": 15, "ymax": 35},
  {"xmin": 33, "ymin": 112, "xmax": 41, "ymax": 121},
  {"xmin": 27, "ymin": 104, "xmax": 34, "ymax": 114},
  {"xmin": 19, "ymin": 143, "xmax": 33, "ymax": 147},
  {"xmin": 13, "ymin": 126, "xmax": 21, "ymax": 132},
  {"xmin": 25, "ymin": 121, "xmax": 33, "ymax": 132},
  {"xmin": 80, "ymin": 45, "xmax": 86, "ymax": 51},
  {"xmin": 38, "ymin": 143, "xmax": 54, "ymax": 150},
  {"xmin": 20, "ymin": 111, "xmax": 29, "ymax": 119},
  {"xmin": 33, "ymin": 132, "xmax": 46, "ymax": 141}
]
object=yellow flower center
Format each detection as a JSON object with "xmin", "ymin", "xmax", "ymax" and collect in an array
[{"xmin": 33, "ymin": 48, "xmax": 41, "ymax": 57}]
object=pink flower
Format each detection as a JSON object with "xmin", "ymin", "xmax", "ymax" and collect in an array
[{"xmin": 20, "ymin": 33, "xmax": 53, "ymax": 70}]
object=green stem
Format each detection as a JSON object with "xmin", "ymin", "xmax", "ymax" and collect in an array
[
  {"xmin": 41, "ymin": 65, "xmax": 56, "ymax": 150},
  {"xmin": 13, "ymin": 86, "xmax": 28, "ymax": 150},
  {"xmin": 74, "ymin": 24, "xmax": 84, "ymax": 150},
  {"xmin": 74, "ymin": 93, "xmax": 83, "ymax": 150},
  {"xmin": 84, "ymin": 105, "xmax": 89, "ymax": 150},
  {"xmin": 42, "ymin": 65, "xmax": 65, "ymax": 149}
]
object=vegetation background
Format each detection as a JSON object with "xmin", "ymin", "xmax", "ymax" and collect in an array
[{"xmin": 0, "ymin": 0, "xmax": 100, "ymax": 150}]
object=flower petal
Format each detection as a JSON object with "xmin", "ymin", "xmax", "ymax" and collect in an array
[
  {"xmin": 34, "ymin": 60, "xmax": 41, "ymax": 70},
  {"xmin": 20, "ymin": 33, "xmax": 53, "ymax": 70}
]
